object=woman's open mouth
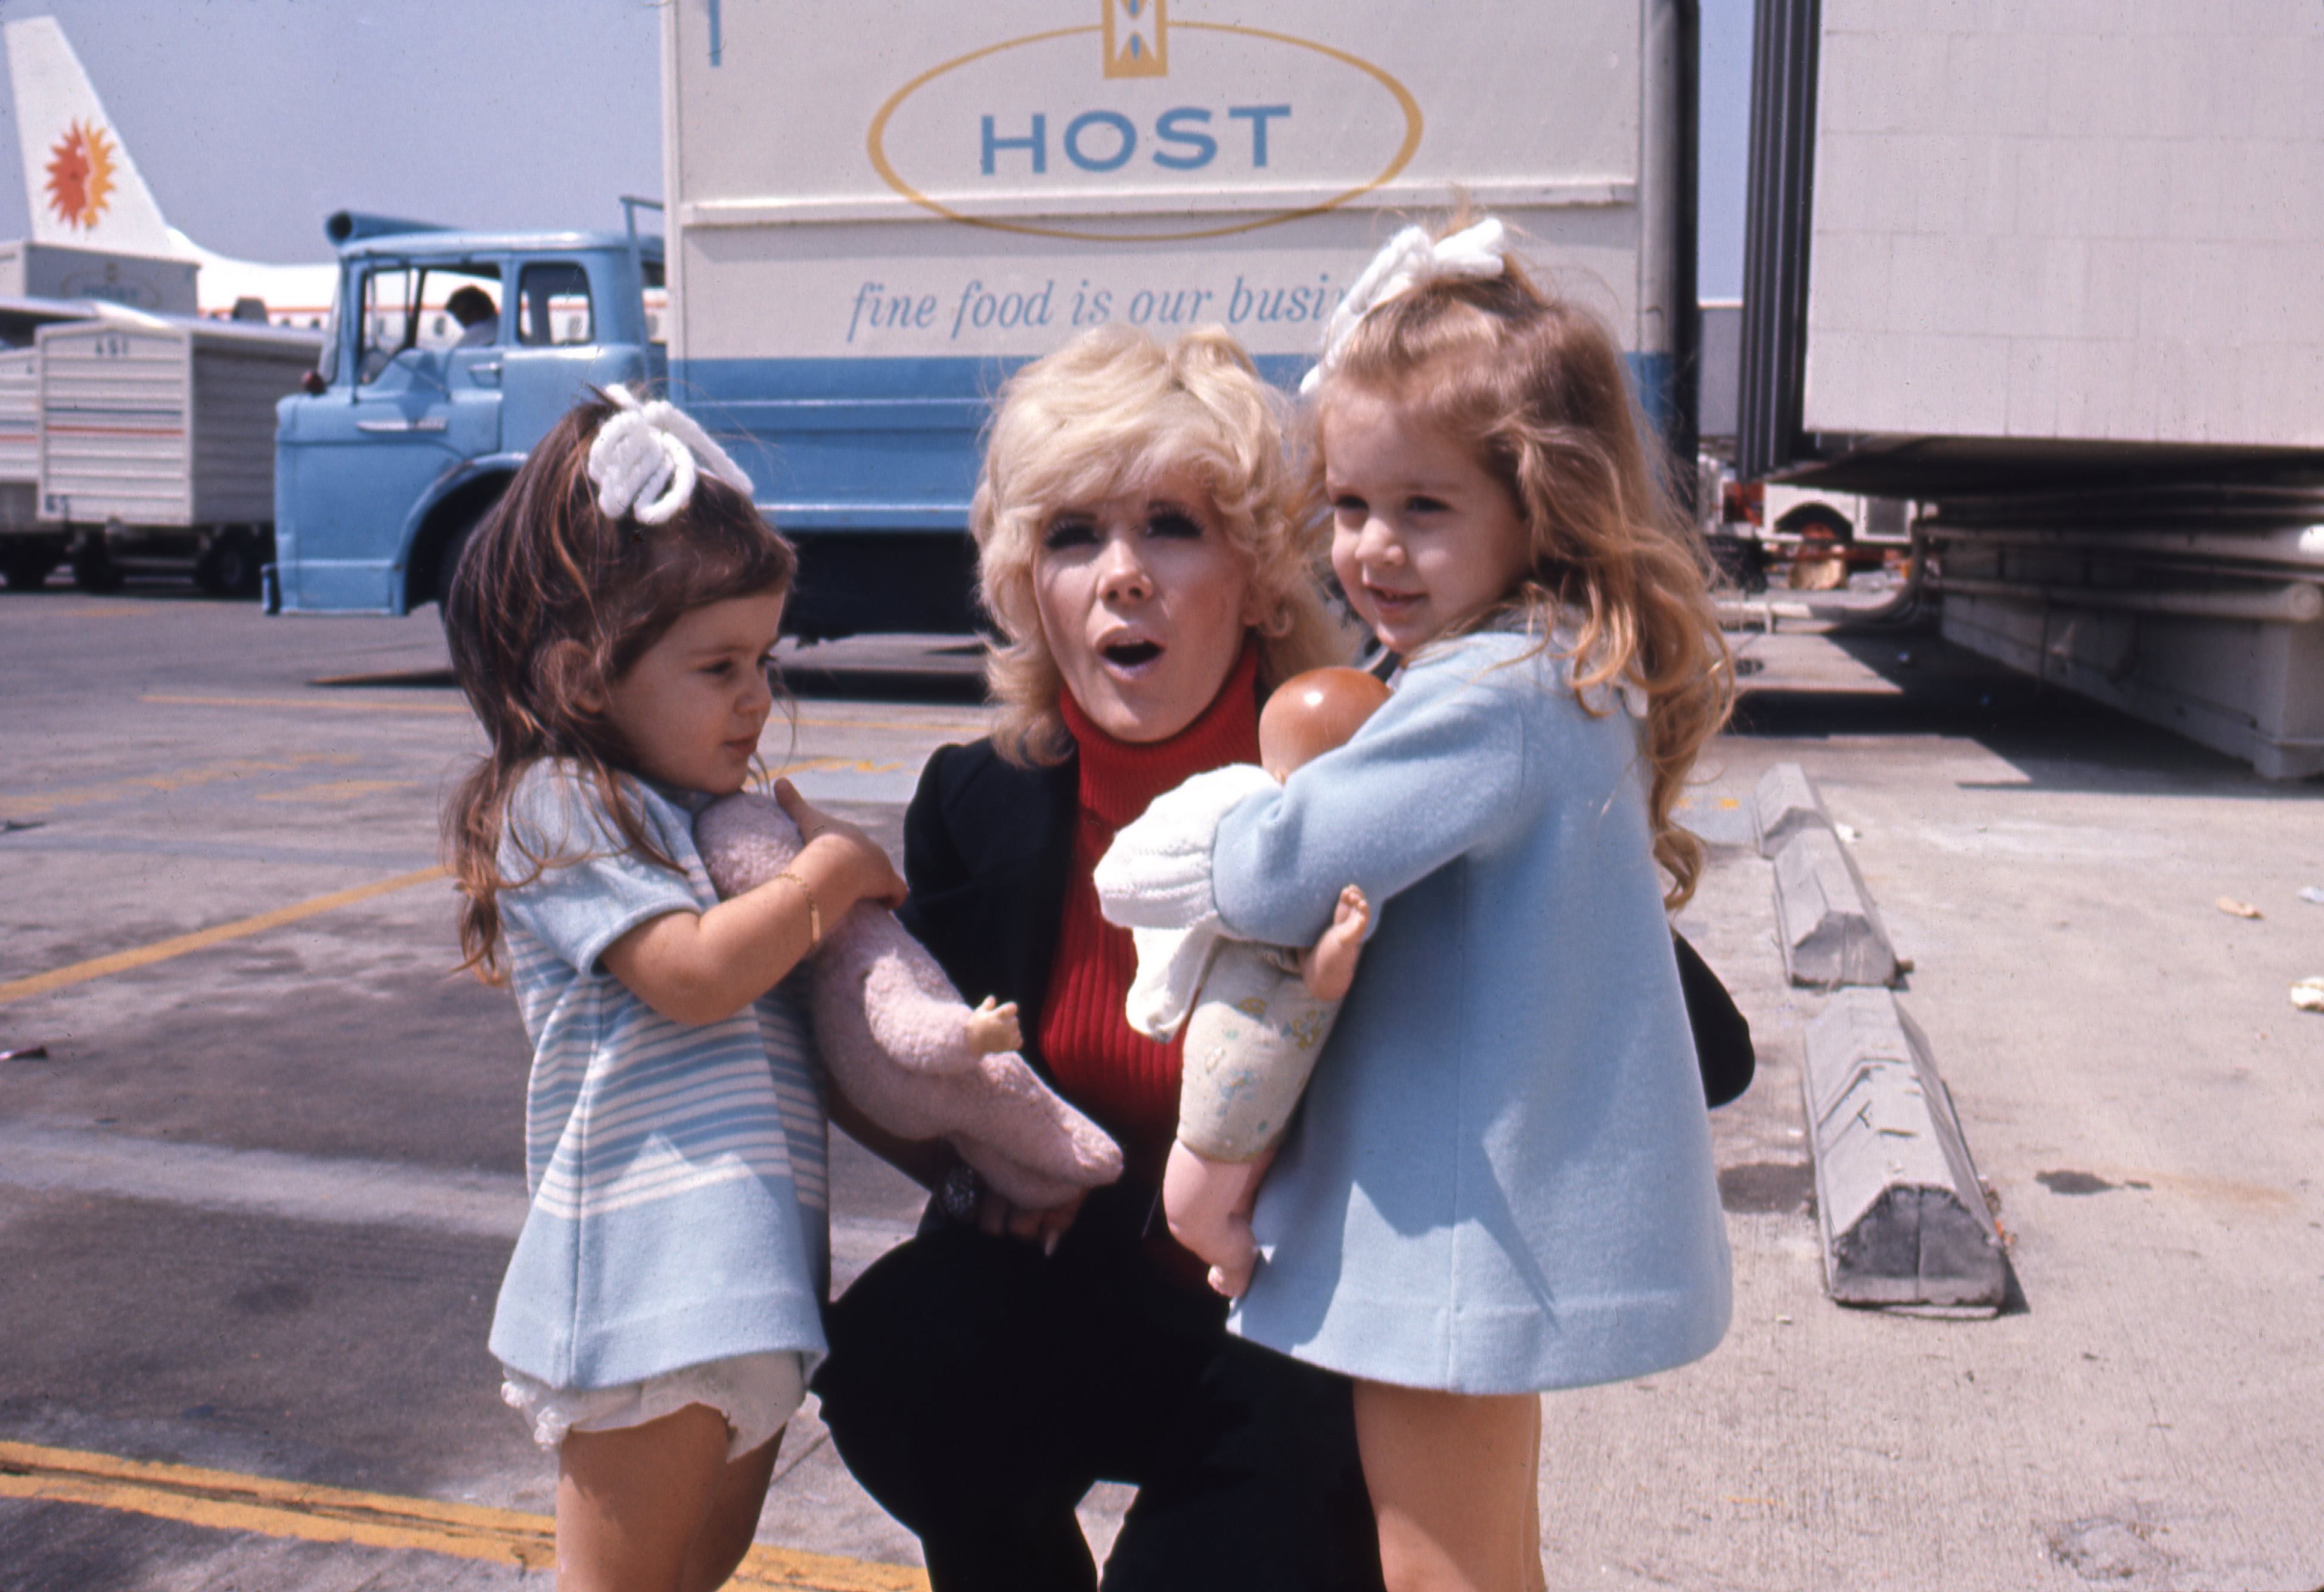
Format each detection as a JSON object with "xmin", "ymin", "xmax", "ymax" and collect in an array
[{"xmin": 1101, "ymin": 640, "xmax": 1163, "ymax": 669}]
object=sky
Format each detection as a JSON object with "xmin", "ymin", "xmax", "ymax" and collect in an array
[{"xmin": 0, "ymin": 0, "xmax": 1757, "ymax": 297}]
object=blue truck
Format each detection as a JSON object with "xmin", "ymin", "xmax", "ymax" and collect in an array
[{"xmin": 268, "ymin": 210, "xmax": 666, "ymax": 617}]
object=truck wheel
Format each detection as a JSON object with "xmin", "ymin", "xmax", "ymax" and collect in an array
[
  {"xmin": 197, "ymin": 527, "xmax": 263, "ymax": 597},
  {"xmin": 71, "ymin": 539, "xmax": 122, "ymax": 593},
  {"xmin": 1, "ymin": 547, "xmax": 60, "ymax": 591},
  {"xmin": 434, "ymin": 514, "xmax": 482, "ymax": 610}
]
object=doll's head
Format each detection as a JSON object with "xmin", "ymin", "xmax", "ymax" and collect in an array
[{"xmin": 1258, "ymin": 667, "xmax": 1392, "ymax": 781}]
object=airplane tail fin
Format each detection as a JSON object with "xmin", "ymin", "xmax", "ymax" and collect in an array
[{"xmin": 5, "ymin": 16, "xmax": 178, "ymax": 257}]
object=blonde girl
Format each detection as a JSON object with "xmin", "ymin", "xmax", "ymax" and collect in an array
[
  {"xmin": 1108, "ymin": 220, "xmax": 1736, "ymax": 1592},
  {"xmin": 443, "ymin": 390, "xmax": 904, "ymax": 1592}
]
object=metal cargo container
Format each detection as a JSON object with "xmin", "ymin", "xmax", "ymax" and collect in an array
[
  {"xmin": 0, "ymin": 293, "xmax": 117, "ymax": 588},
  {"xmin": 37, "ymin": 314, "xmax": 319, "ymax": 592},
  {"xmin": 1737, "ymin": 0, "xmax": 2324, "ymax": 777}
]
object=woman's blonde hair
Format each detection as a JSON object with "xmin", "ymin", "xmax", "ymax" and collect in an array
[
  {"xmin": 972, "ymin": 322, "xmax": 1346, "ymax": 764},
  {"xmin": 1313, "ymin": 249, "xmax": 1734, "ymax": 909}
]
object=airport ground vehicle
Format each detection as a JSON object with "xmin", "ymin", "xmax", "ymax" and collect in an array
[
  {"xmin": 272, "ymin": 0, "xmax": 1704, "ymax": 635},
  {"xmin": 0, "ymin": 291, "xmax": 314, "ymax": 594},
  {"xmin": 268, "ymin": 217, "xmax": 664, "ymax": 615},
  {"xmin": 1737, "ymin": 0, "xmax": 2324, "ymax": 776},
  {"xmin": 38, "ymin": 315, "xmax": 318, "ymax": 594}
]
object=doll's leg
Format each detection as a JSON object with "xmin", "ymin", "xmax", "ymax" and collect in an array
[
  {"xmin": 558, "ymin": 1404, "xmax": 749, "ymax": 1592},
  {"xmin": 1351, "ymin": 1382, "xmax": 1540, "ymax": 1592},
  {"xmin": 1162, "ymin": 1141, "xmax": 1274, "ymax": 1298},
  {"xmin": 1299, "ymin": 886, "xmax": 1372, "ymax": 1002}
]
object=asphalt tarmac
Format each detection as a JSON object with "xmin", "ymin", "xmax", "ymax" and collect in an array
[{"xmin": 2, "ymin": 582, "xmax": 2319, "ymax": 1591}]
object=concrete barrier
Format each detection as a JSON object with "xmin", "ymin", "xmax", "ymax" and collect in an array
[
  {"xmin": 1753, "ymin": 761, "xmax": 1832, "ymax": 856},
  {"xmin": 1803, "ymin": 989, "xmax": 2006, "ymax": 1311},
  {"xmin": 1773, "ymin": 826, "xmax": 1900, "ymax": 987}
]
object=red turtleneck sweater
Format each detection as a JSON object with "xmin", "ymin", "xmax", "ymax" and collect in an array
[{"xmin": 1042, "ymin": 643, "xmax": 1261, "ymax": 1187}]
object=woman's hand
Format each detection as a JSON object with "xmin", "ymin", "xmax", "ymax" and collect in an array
[
  {"xmin": 976, "ymin": 1185, "xmax": 1086, "ymax": 1256},
  {"xmin": 775, "ymin": 780, "xmax": 907, "ymax": 909}
]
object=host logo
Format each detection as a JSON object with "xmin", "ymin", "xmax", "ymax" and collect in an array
[{"xmin": 868, "ymin": 3, "xmax": 1421, "ymax": 244}]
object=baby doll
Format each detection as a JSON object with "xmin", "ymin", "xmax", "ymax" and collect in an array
[
  {"xmin": 1097, "ymin": 666, "xmax": 1391, "ymax": 1296},
  {"xmin": 696, "ymin": 794, "xmax": 1123, "ymax": 1212}
]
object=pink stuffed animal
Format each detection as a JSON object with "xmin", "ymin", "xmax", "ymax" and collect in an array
[{"xmin": 696, "ymin": 792, "xmax": 1123, "ymax": 1212}]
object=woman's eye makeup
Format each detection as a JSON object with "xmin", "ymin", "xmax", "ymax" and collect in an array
[
  {"xmin": 1145, "ymin": 509, "xmax": 1203, "ymax": 539},
  {"xmin": 1042, "ymin": 516, "xmax": 1097, "ymax": 551}
]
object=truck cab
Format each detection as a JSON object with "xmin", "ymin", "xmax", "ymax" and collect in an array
[{"xmin": 272, "ymin": 223, "xmax": 663, "ymax": 614}]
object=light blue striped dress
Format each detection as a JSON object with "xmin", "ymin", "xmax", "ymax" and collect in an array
[{"xmin": 486, "ymin": 761, "xmax": 829, "ymax": 1392}]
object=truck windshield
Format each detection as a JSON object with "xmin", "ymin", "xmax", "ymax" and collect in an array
[{"xmin": 517, "ymin": 262, "xmax": 593, "ymax": 346}]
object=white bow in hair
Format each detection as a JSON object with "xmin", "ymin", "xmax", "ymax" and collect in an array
[
  {"xmin": 1300, "ymin": 218, "xmax": 1512, "ymax": 394},
  {"xmin": 587, "ymin": 386, "xmax": 758, "ymax": 525}
]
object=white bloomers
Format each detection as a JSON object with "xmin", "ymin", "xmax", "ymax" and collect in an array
[{"xmin": 501, "ymin": 1351, "xmax": 806, "ymax": 1461}]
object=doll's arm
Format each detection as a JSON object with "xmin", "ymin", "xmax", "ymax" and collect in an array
[{"xmin": 1299, "ymin": 885, "xmax": 1370, "ymax": 1002}]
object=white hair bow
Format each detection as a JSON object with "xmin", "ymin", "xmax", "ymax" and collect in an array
[
  {"xmin": 1301, "ymin": 218, "xmax": 1512, "ymax": 394},
  {"xmin": 586, "ymin": 386, "xmax": 757, "ymax": 525}
]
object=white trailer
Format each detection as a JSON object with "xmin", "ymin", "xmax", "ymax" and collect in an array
[
  {"xmin": 0, "ymin": 292, "xmax": 129, "ymax": 588},
  {"xmin": 36, "ymin": 314, "xmax": 319, "ymax": 594},
  {"xmin": 660, "ymin": 0, "xmax": 1700, "ymax": 635},
  {"xmin": 1737, "ymin": 0, "xmax": 2324, "ymax": 777}
]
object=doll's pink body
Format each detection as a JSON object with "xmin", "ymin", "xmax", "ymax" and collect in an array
[{"xmin": 696, "ymin": 792, "xmax": 1123, "ymax": 1211}]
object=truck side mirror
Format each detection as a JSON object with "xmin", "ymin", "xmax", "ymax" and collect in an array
[{"xmin": 300, "ymin": 369, "xmax": 328, "ymax": 396}]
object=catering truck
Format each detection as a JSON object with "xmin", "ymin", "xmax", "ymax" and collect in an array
[
  {"xmin": 274, "ymin": 0, "xmax": 1701, "ymax": 635},
  {"xmin": 1737, "ymin": 0, "xmax": 2324, "ymax": 777}
]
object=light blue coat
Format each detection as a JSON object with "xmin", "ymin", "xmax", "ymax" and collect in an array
[{"xmin": 1213, "ymin": 629, "xmax": 1732, "ymax": 1394}]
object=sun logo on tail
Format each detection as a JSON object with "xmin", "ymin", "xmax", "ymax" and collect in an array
[{"xmin": 45, "ymin": 119, "xmax": 118, "ymax": 231}]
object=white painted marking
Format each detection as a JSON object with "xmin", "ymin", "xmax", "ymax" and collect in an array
[{"xmin": 0, "ymin": 1122, "xmax": 916, "ymax": 1280}]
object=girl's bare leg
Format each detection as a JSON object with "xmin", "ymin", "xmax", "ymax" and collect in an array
[
  {"xmin": 1353, "ymin": 1380, "xmax": 1541, "ymax": 1592},
  {"xmin": 557, "ymin": 1403, "xmax": 781, "ymax": 1592},
  {"xmin": 680, "ymin": 1429, "xmax": 783, "ymax": 1592}
]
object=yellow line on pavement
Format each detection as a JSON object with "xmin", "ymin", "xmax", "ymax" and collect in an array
[
  {"xmin": 0, "ymin": 1441, "xmax": 927, "ymax": 1589},
  {"xmin": 0, "ymin": 867, "xmax": 447, "ymax": 1005}
]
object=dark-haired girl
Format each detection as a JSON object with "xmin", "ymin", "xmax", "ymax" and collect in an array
[{"xmin": 442, "ymin": 388, "xmax": 904, "ymax": 1592}]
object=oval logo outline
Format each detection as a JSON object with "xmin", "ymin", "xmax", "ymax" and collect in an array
[{"xmin": 865, "ymin": 22, "xmax": 1424, "ymax": 244}]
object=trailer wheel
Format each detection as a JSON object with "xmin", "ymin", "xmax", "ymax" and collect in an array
[
  {"xmin": 196, "ymin": 527, "xmax": 264, "ymax": 597},
  {"xmin": 1, "ymin": 546, "xmax": 60, "ymax": 591},
  {"xmin": 70, "ymin": 538, "xmax": 122, "ymax": 593}
]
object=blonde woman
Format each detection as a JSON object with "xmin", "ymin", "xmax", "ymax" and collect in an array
[{"xmin": 811, "ymin": 324, "xmax": 1382, "ymax": 1591}]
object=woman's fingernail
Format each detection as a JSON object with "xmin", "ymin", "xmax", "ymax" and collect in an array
[{"xmin": 1043, "ymin": 1230, "xmax": 1060, "ymax": 1257}]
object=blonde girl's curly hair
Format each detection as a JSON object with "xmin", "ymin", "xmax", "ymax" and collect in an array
[
  {"xmin": 1313, "ymin": 249, "xmax": 1735, "ymax": 910},
  {"xmin": 972, "ymin": 322, "xmax": 1346, "ymax": 765}
]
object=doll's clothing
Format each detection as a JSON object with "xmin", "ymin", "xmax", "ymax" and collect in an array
[
  {"xmin": 487, "ymin": 761, "xmax": 829, "ymax": 1404},
  {"xmin": 501, "ymin": 1350, "xmax": 806, "ymax": 1460},
  {"xmin": 1176, "ymin": 940, "xmax": 1344, "ymax": 1163}
]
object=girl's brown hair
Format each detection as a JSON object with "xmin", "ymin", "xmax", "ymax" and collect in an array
[
  {"xmin": 442, "ymin": 392, "xmax": 796, "ymax": 977},
  {"xmin": 972, "ymin": 322, "xmax": 1348, "ymax": 765},
  {"xmin": 1313, "ymin": 245, "xmax": 1734, "ymax": 909}
]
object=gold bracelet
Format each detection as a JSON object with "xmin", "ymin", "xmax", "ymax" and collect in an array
[{"xmin": 777, "ymin": 869, "xmax": 821, "ymax": 948}]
